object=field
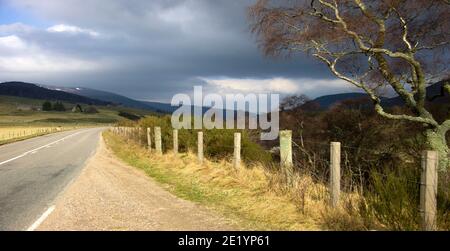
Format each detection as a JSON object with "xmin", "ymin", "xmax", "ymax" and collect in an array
[
  {"xmin": 0, "ymin": 95, "xmax": 154, "ymax": 144},
  {"xmin": 0, "ymin": 95, "xmax": 142, "ymax": 126}
]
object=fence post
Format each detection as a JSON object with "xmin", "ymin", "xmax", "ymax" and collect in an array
[
  {"xmin": 138, "ymin": 127, "xmax": 142, "ymax": 145},
  {"xmin": 198, "ymin": 132, "xmax": 204, "ymax": 164},
  {"xmin": 420, "ymin": 150, "xmax": 438, "ymax": 231},
  {"xmin": 173, "ymin": 129, "xmax": 178, "ymax": 154},
  {"xmin": 147, "ymin": 128, "xmax": 152, "ymax": 152},
  {"xmin": 280, "ymin": 130, "xmax": 293, "ymax": 184},
  {"xmin": 233, "ymin": 132, "xmax": 241, "ymax": 169},
  {"xmin": 134, "ymin": 127, "xmax": 139, "ymax": 142},
  {"xmin": 155, "ymin": 127, "xmax": 162, "ymax": 155},
  {"xmin": 330, "ymin": 142, "xmax": 341, "ymax": 207}
]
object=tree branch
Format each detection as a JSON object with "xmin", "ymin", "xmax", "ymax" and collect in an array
[
  {"xmin": 312, "ymin": 51, "xmax": 439, "ymax": 127},
  {"xmin": 319, "ymin": 0, "xmax": 432, "ymax": 120}
]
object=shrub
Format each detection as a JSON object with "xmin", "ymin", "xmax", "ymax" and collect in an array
[
  {"xmin": 42, "ymin": 101, "xmax": 52, "ymax": 111},
  {"xmin": 84, "ymin": 106, "xmax": 99, "ymax": 114},
  {"xmin": 52, "ymin": 101, "xmax": 66, "ymax": 112},
  {"xmin": 118, "ymin": 111, "xmax": 141, "ymax": 121},
  {"xmin": 137, "ymin": 115, "xmax": 272, "ymax": 165}
]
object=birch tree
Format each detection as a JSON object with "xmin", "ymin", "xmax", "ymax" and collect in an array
[{"xmin": 249, "ymin": 0, "xmax": 450, "ymax": 170}]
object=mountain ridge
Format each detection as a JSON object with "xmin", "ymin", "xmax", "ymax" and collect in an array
[
  {"xmin": 0, "ymin": 82, "xmax": 111, "ymax": 106},
  {"xmin": 40, "ymin": 84, "xmax": 176, "ymax": 113},
  {"xmin": 2, "ymin": 80, "xmax": 447, "ymax": 114}
]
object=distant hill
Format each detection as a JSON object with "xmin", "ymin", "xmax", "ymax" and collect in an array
[
  {"xmin": 0, "ymin": 82, "xmax": 111, "ymax": 106},
  {"xmin": 4, "ymin": 80, "xmax": 447, "ymax": 115},
  {"xmin": 139, "ymin": 100, "xmax": 178, "ymax": 113},
  {"xmin": 41, "ymin": 85, "xmax": 176, "ymax": 113},
  {"xmin": 309, "ymin": 92, "xmax": 373, "ymax": 109},
  {"xmin": 305, "ymin": 80, "xmax": 449, "ymax": 110},
  {"xmin": 383, "ymin": 79, "xmax": 449, "ymax": 107}
]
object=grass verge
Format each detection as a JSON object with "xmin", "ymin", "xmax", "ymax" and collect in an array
[{"xmin": 103, "ymin": 131, "xmax": 325, "ymax": 230}]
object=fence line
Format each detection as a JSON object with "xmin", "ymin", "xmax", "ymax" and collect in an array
[
  {"xmin": 110, "ymin": 126, "xmax": 440, "ymax": 230},
  {"xmin": 0, "ymin": 126, "xmax": 78, "ymax": 143}
]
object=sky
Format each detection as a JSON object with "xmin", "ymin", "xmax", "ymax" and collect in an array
[{"xmin": 0, "ymin": 0, "xmax": 359, "ymax": 102}]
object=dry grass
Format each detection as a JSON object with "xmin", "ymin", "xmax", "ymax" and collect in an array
[{"xmin": 104, "ymin": 131, "xmax": 332, "ymax": 230}]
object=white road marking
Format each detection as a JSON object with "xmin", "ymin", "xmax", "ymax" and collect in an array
[
  {"xmin": 27, "ymin": 206, "xmax": 55, "ymax": 231},
  {"xmin": 0, "ymin": 131, "xmax": 83, "ymax": 167}
]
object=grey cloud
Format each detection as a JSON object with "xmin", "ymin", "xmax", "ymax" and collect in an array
[{"xmin": 1, "ymin": 0, "xmax": 344, "ymax": 101}]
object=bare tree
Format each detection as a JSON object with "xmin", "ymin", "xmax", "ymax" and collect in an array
[{"xmin": 249, "ymin": 0, "xmax": 450, "ymax": 170}]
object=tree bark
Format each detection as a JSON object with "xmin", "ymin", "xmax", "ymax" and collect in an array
[{"xmin": 424, "ymin": 126, "xmax": 449, "ymax": 171}]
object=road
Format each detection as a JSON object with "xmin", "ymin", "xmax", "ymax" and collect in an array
[
  {"xmin": 37, "ymin": 136, "xmax": 235, "ymax": 231},
  {"xmin": 0, "ymin": 127, "xmax": 104, "ymax": 230}
]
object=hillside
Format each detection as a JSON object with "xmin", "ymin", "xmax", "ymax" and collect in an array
[
  {"xmin": 310, "ymin": 93, "xmax": 372, "ymax": 109},
  {"xmin": 0, "ymin": 95, "xmax": 152, "ymax": 126},
  {"xmin": 304, "ymin": 80, "xmax": 449, "ymax": 110},
  {"xmin": 383, "ymin": 79, "xmax": 450, "ymax": 107},
  {"xmin": 0, "ymin": 82, "xmax": 111, "ymax": 106},
  {"xmin": 42, "ymin": 85, "xmax": 176, "ymax": 113},
  {"xmin": 4, "ymin": 80, "xmax": 448, "ymax": 115}
]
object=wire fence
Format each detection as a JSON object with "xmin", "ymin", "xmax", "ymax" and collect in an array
[{"xmin": 111, "ymin": 126, "xmax": 443, "ymax": 230}]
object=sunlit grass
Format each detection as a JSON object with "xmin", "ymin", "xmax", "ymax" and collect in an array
[{"xmin": 104, "ymin": 131, "xmax": 327, "ymax": 230}]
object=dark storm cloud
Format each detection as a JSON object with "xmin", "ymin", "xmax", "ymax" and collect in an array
[{"xmin": 0, "ymin": 0, "xmax": 351, "ymax": 101}]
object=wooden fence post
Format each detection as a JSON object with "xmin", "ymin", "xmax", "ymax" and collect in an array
[
  {"xmin": 134, "ymin": 127, "xmax": 138, "ymax": 142},
  {"xmin": 147, "ymin": 128, "xmax": 152, "ymax": 152},
  {"xmin": 420, "ymin": 150, "xmax": 438, "ymax": 231},
  {"xmin": 138, "ymin": 127, "xmax": 142, "ymax": 145},
  {"xmin": 233, "ymin": 132, "xmax": 241, "ymax": 169},
  {"xmin": 173, "ymin": 129, "xmax": 178, "ymax": 154},
  {"xmin": 330, "ymin": 142, "xmax": 341, "ymax": 207},
  {"xmin": 280, "ymin": 130, "xmax": 293, "ymax": 184},
  {"xmin": 155, "ymin": 127, "xmax": 162, "ymax": 155},
  {"xmin": 198, "ymin": 132, "xmax": 204, "ymax": 164}
]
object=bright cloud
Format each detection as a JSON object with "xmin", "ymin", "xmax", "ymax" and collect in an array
[
  {"xmin": 202, "ymin": 77, "xmax": 300, "ymax": 93},
  {"xmin": 0, "ymin": 34, "xmax": 102, "ymax": 72},
  {"xmin": 47, "ymin": 24, "xmax": 99, "ymax": 37},
  {"xmin": 201, "ymin": 77, "xmax": 353, "ymax": 97},
  {"xmin": 0, "ymin": 35, "xmax": 27, "ymax": 49}
]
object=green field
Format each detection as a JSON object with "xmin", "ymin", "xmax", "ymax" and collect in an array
[{"xmin": 0, "ymin": 95, "xmax": 154, "ymax": 127}]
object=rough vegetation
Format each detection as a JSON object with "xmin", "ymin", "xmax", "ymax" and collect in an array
[
  {"xmin": 114, "ymin": 104, "xmax": 450, "ymax": 230},
  {"xmin": 104, "ymin": 131, "xmax": 324, "ymax": 230},
  {"xmin": 249, "ymin": 0, "xmax": 450, "ymax": 170},
  {"xmin": 277, "ymin": 97, "xmax": 450, "ymax": 230}
]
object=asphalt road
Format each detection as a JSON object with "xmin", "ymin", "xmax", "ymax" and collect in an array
[{"xmin": 0, "ymin": 127, "xmax": 104, "ymax": 230}]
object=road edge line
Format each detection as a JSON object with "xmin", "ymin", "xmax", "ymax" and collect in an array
[{"xmin": 27, "ymin": 206, "xmax": 55, "ymax": 231}]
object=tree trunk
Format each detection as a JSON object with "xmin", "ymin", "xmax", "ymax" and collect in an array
[{"xmin": 424, "ymin": 127, "xmax": 449, "ymax": 171}]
